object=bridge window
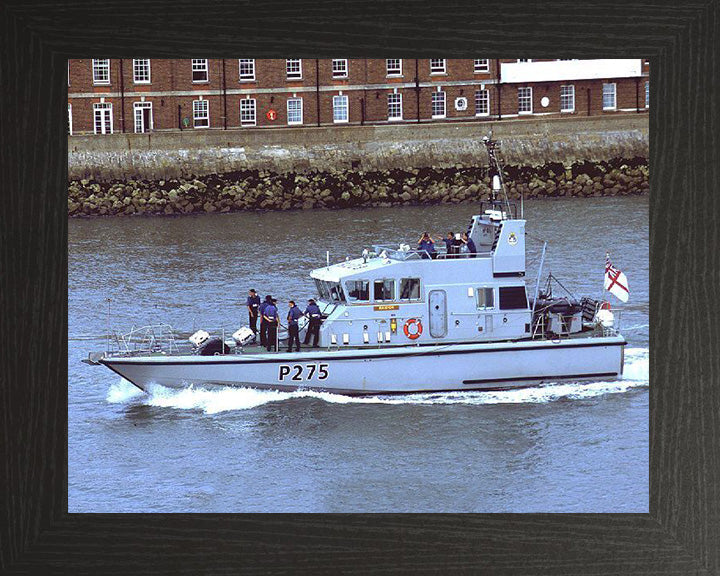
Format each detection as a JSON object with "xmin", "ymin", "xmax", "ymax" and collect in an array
[
  {"xmin": 314, "ymin": 279, "xmax": 330, "ymax": 301},
  {"xmin": 499, "ymin": 286, "xmax": 528, "ymax": 310},
  {"xmin": 399, "ymin": 278, "xmax": 421, "ymax": 300},
  {"xmin": 374, "ymin": 279, "xmax": 395, "ymax": 301},
  {"xmin": 476, "ymin": 287, "xmax": 494, "ymax": 309},
  {"xmin": 346, "ymin": 280, "xmax": 370, "ymax": 301},
  {"xmin": 329, "ymin": 282, "xmax": 346, "ymax": 303}
]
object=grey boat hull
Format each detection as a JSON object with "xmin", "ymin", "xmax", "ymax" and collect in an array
[{"xmin": 101, "ymin": 336, "xmax": 626, "ymax": 396}]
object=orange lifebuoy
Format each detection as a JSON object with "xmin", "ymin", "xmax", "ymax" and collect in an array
[
  {"xmin": 600, "ymin": 301, "xmax": 611, "ymax": 311},
  {"xmin": 403, "ymin": 318, "xmax": 423, "ymax": 340}
]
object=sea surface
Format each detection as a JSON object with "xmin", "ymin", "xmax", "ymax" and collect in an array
[{"xmin": 68, "ymin": 195, "xmax": 649, "ymax": 512}]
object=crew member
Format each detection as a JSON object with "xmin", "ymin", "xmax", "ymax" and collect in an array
[
  {"xmin": 258, "ymin": 295, "xmax": 272, "ymax": 347},
  {"xmin": 450, "ymin": 233, "xmax": 464, "ymax": 256},
  {"xmin": 462, "ymin": 232, "xmax": 477, "ymax": 258},
  {"xmin": 246, "ymin": 289, "xmax": 261, "ymax": 343},
  {"xmin": 417, "ymin": 232, "xmax": 437, "ymax": 259},
  {"xmin": 442, "ymin": 232, "xmax": 454, "ymax": 256},
  {"xmin": 263, "ymin": 298, "xmax": 279, "ymax": 352},
  {"xmin": 303, "ymin": 299, "xmax": 322, "ymax": 347},
  {"xmin": 286, "ymin": 300, "xmax": 303, "ymax": 352}
]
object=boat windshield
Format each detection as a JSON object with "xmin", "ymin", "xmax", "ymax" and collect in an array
[{"xmin": 314, "ymin": 279, "xmax": 346, "ymax": 303}]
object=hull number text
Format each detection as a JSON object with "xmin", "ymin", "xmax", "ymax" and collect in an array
[{"xmin": 278, "ymin": 363, "xmax": 329, "ymax": 382}]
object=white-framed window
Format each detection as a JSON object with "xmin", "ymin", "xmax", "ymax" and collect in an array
[
  {"xmin": 240, "ymin": 98, "xmax": 256, "ymax": 126},
  {"xmin": 133, "ymin": 101, "xmax": 153, "ymax": 133},
  {"xmin": 386, "ymin": 59, "xmax": 402, "ymax": 77},
  {"xmin": 332, "ymin": 59, "xmax": 348, "ymax": 78},
  {"xmin": 475, "ymin": 89, "xmax": 490, "ymax": 116},
  {"xmin": 388, "ymin": 92, "xmax": 402, "ymax": 121},
  {"xmin": 67, "ymin": 104, "xmax": 72, "ymax": 135},
  {"xmin": 373, "ymin": 279, "xmax": 395, "ymax": 301},
  {"xmin": 239, "ymin": 59, "xmax": 255, "ymax": 81},
  {"xmin": 93, "ymin": 102, "xmax": 113, "ymax": 134},
  {"xmin": 286, "ymin": 59, "xmax": 302, "ymax": 80},
  {"xmin": 193, "ymin": 98, "xmax": 209, "ymax": 128},
  {"xmin": 430, "ymin": 59, "xmax": 446, "ymax": 74},
  {"xmin": 192, "ymin": 59, "xmax": 208, "ymax": 83},
  {"xmin": 474, "ymin": 59, "xmax": 489, "ymax": 73},
  {"xmin": 645, "ymin": 81, "xmax": 649, "ymax": 109},
  {"xmin": 399, "ymin": 278, "xmax": 421, "ymax": 300},
  {"xmin": 518, "ymin": 86, "xmax": 533, "ymax": 114},
  {"xmin": 603, "ymin": 82, "xmax": 617, "ymax": 110},
  {"xmin": 431, "ymin": 90, "xmax": 446, "ymax": 118},
  {"xmin": 560, "ymin": 85, "xmax": 575, "ymax": 112},
  {"xmin": 92, "ymin": 59, "xmax": 110, "ymax": 85},
  {"xmin": 133, "ymin": 59, "xmax": 150, "ymax": 84},
  {"xmin": 333, "ymin": 94, "xmax": 348, "ymax": 123},
  {"xmin": 287, "ymin": 97, "xmax": 303, "ymax": 125}
]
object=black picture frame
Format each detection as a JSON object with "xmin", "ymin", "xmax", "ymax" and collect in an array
[{"xmin": 1, "ymin": 1, "xmax": 718, "ymax": 574}]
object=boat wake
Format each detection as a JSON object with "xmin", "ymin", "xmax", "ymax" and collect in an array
[{"xmin": 106, "ymin": 348, "xmax": 649, "ymax": 414}]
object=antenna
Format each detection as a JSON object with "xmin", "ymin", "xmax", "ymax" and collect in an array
[{"xmin": 483, "ymin": 135, "xmax": 512, "ymax": 218}]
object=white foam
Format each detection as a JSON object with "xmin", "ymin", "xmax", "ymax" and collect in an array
[{"xmin": 106, "ymin": 378, "xmax": 145, "ymax": 403}]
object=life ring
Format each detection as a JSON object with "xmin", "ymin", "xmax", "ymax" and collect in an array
[
  {"xmin": 403, "ymin": 318, "xmax": 423, "ymax": 340},
  {"xmin": 600, "ymin": 301, "xmax": 611, "ymax": 311}
]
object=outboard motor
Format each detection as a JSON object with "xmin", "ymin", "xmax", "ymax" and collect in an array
[{"xmin": 232, "ymin": 327, "xmax": 255, "ymax": 347}]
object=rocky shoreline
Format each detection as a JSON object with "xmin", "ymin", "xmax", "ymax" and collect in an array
[{"xmin": 68, "ymin": 158, "xmax": 649, "ymax": 217}]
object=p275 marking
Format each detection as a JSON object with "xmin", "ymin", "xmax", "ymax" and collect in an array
[{"xmin": 278, "ymin": 363, "xmax": 329, "ymax": 382}]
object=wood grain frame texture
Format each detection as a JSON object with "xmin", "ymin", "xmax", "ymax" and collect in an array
[{"xmin": 0, "ymin": 0, "xmax": 718, "ymax": 574}]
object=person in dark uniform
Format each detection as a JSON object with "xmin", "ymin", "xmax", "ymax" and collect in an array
[
  {"xmin": 441, "ymin": 232, "xmax": 454, "ymax": 257},
  {"xmin": 258, "ymin": 295, "xmax": 272, "ymax": 347},
  {"xmin": 286, "ymin": 300, "xmax": 303, "ymax": 352},
  {"xmin": 450, "ymin": 233, "xmax": 464, "ymax": 256},
  {"xmin": 462, "ymin": 232, "xmax": 477, "ymax": 258},
  {"xmin": 263, "ymin": 298, "xmax": 279, "ymax": 351},
  {"xmin": 246, "ymin": 289, "xmax": 261, "ymax": 343},
  {"xmin": 417, "ymin": 232, "xmax": 437, "ymax": 259},
  {"xmin": 303, "ymin": 299, "xmax": 322, "ymax": 347}
]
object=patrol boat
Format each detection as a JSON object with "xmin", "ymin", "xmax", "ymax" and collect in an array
[{"xmin": 93, "ymin": 138, "xmax": 627, "ymax": 395}]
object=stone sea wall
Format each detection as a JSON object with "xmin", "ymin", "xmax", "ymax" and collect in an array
[
  {"xmin": 68, "ymin": 116, "xmax": 648, "ymax": 217},
  {"xmin": 68, "ymin": 159, "xmax": 648, "ymax": 217}
]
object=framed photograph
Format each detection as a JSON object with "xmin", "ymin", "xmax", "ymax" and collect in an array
[{"xmin": 2, "ymin": 2, "xmax": 718, "ymax": 574}]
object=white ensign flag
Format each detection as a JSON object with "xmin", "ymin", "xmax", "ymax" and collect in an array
[{"xmin": 604, "ymin": 255, "xmax": 629, "ymax": 302}]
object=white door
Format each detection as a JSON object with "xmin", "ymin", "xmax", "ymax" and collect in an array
[
  {"xmin": 134, "ymin": 102, "xmax": 153, "ymax": 133},
  {"xmin": 93, "ymin": 103, "xmax": 113, "ymax": 134},
  {"xmin": 428, "ymin": 290, "xmax": 447, "ymax": 338}
]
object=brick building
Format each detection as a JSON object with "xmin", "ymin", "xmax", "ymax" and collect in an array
[{"xmin": 67, "ymin": 59, "xmax": 650, "ymax": 135}]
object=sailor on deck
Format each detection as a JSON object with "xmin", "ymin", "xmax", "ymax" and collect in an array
[
  {"xmin": 263, "ymin": 298, "xmax": 279, "ymax": 352},
  {"xmin": 303, "ymin": 299, "xmax": 321, "ymax": 348},
  {"xmin": 258, "ymin": 295, "xmax": 272, "ymax": 347},
  {"xmin": 286, "ymin": 301, "xmax": 303, "ymax": 352},
  {"xmin": 246, "ymin": 289, "xmax": 261, "ymax": 343}
]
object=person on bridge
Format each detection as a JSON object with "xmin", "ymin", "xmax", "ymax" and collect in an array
[
  {"xmin": 417, "ymin": 232, "xmax": 437, "ymax": 259},
  {"xmin": 462, "ymin": 232, "xmax": 477, "ymax": 258}
]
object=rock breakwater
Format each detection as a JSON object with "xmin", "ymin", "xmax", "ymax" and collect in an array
[{"xmin": 68, "ymin": 158, "xmax": 649, "ymax": 217}]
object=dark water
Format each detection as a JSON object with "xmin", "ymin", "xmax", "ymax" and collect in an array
[{"xmin": 69, "ymin": 196, "xmax": 649, "ymax": 512}]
